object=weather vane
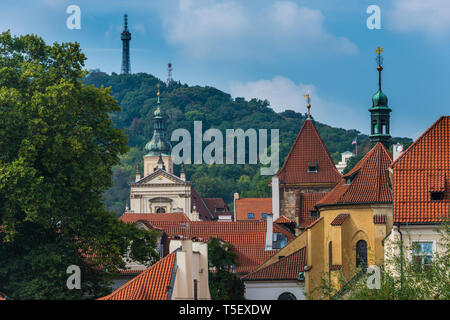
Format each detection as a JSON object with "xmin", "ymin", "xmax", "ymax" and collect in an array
[
  {"xmin": 375, "ymin": 46, "xmax": 384, "ymax": 90},
  {"xmin": 304, "ymin": 93, "xmax": 311, "ymax": 119}
]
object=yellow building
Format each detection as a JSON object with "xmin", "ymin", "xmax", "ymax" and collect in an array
[{"xmin": 253, "ymin": 142, "xmax": 393, "ymax": 299}]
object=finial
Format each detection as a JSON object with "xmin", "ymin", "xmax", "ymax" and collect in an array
[
  {"xmin": 180, "ymin": 162, "xmax": 185, "ymax": 173},
  {"xmin": 157, "ymin": 83, "xmax": 160, "ymax": 105},
  {"xmin": 124, "ymin": 14, "xmax": 128, "ymax": 30},
  {"xmin": 304, "ymin": 93, "xmax": 311, "ymax": 120},
  {"xmin": 375, "ymin": 46, "xmax": 384, "ymax": 91}
]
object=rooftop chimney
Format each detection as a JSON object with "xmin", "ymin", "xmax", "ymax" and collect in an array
[
  {"xmin": 271, "ymin": 176, "xmax": 280, "ymax": 221},
  {"xmin": 233, "ymin": 193, "xmax": 239, "ymax": 221},
  {"xmin": 265, "ymin": 213, "xmax": 273, "ymax": 250}
]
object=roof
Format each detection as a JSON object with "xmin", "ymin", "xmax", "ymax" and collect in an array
[
  {"xmin": 242, "ymin": 247, "xmax": 307, "ymax": 281},
  {"xmin": 203, "ymin": 198, "xmax": 230, "ymax": 217},
  {"xmin": 123, "ymin": 217, "xmax": 295, "ymax": 273},
  {"xmin": 274, "ymin": 215, "xmax": 295, "ymax": 224},
  {"xmin": 276, "ymin": 120, "xmax": 341, "ymax": 185},
  {"xmin": 119, "ymin": 213, "xmax": 189, "ymax": 223},
  {"xmin": 299, "ymin": 192, "xmax": 327, "ymax": 229},
  {"xmin": 316, "ymin": 143, "xmax": 393, "ymax": 207},
  {"xmin": 191, "ymin": 188, "xmax": 215, "ymax": 220},
  {"xmin": 331, "ymin": 214, "xmax": 350, "ymax": 226},
  {"xmin": 391, "ymin": 116, "xmax": 449, "ymax": 224},
  {"xmin": 235, "ymin": 198, "xmax": 272, "ymax": 221},
  {"xmin": 99, "ymin": 252, "xmax": 177, "ymax": 300}
]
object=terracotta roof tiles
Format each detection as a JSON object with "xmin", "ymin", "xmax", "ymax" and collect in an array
[
  {"xmin": 242, "ymin": 247, "xmax": 307, "ymax": 281},
  {"xmin": 235, "ymin": 198, "xmax": 272, "ymax": 221},
  {"xmin": 299, "ymin": 193, "xmax": 327, "ymax": 229},
  {"xmin": 330, "ymin": 214, "xmax": 350, "ymax": 226},
  {"xmin": 391, "ymin": 116, "xmax": 449, "ymax": 224},
  {"xmin": 276, "ymin": 120, "xmax": 341, "ymax": 185},
  {"xmin": 316, "ymin": 143, "xmax": 393, "ymax": 206},
  {"xmin": 99, "ymin": 251, "xmax": 176, "ymax": 300}
]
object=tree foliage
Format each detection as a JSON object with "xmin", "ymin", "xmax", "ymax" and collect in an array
[
  {"xmin": 207, "ymin": 238, "xmax": 245, "ymax": 300},
  {"xmin": 0, "ymin": 32, "xmax": 159, "ymax": 299},
  {"xmin": 83, "ymin": 71, "xmax": 413, "ymax": 215}
]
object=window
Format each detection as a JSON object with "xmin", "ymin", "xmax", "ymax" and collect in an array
[
  {"xmin": 273, "ymin": 233, "xmax": 287, "ymax": 249},
  {"xmin": 308, "ymin": 165, "xmax": 318, "ymax": 173},
  {"xmin": 247, "ymin": 213, "xmax": 254, "ymax": 219},
  {"xmin": 215, "ymin": 207, "xmax": 225, "ymax": 212},
  {"xmin": 412, "ymin": 241, "xmax": 433, "ymax": 270},
  {"xmin": 262, "ymin": 213, "xmax": 268, "ymax": 219},
  {"xmin": 356, "ymin": 240, "xmax": 367, "ymax": 268},
  {"xmin": 278, "ymin": 292, "xmax": 296, "ymax": 300},
  {"xmin": 430, "ymin": 192, "xmax": 444, "ymax": 201},
  {"xmin": 309, "ymin": 210, "xmax": 319, "ymax": 218},
  {"xmin": 156, "ymin": 207, "xmax": 166, "ymax": 213},
  {"xmin": 329, "ymin": 241, "xmax": 333, "ymax": 267}
]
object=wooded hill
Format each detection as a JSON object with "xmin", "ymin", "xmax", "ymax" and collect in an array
[{"xmin": 83, "ymin": 71, "xmax": 412, "ymax": 215}]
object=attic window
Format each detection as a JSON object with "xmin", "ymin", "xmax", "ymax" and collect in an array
[
  {"xmin": 215, "ymin": 207, "xmax": 225, "ymax": 212},
  {"xmin": 307, "ymin": 165, "xmax": 318, "ymax": 173},
  {"xmin": 309, "ymin": 211, "xmax": 319, "ymax": 219},
  {"xmin": 430, "ymin": 192, "xmax": 444, "ymax": 201},
  {"xmin": 248, "ymin": 213, "xmax": 255, "ymax": 219},
  {"xmin": 262, "ymin": 213, "xmax": 268, "ymax": 219}
]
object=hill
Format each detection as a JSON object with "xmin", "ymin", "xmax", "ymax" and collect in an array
[{"xmin": 83, "ymin": 71, "xmax": 412, "ymax": 215}]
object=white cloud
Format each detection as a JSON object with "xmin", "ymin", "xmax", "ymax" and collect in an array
[
  {"xmin": 229, "ymin": 76, "xmax": 362, "ymax": 131},
  {"xmin": 159, "ymin": 0, "xmax": 357, "ymax": 59},
  {"xmin": 388, "ymin": 0, "xmax": 450, "ymax": 35}
]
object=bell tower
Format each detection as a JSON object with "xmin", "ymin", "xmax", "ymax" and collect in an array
[{"xmin": 369, "ymin": 46, "xmax": 391, "ymax": 149}]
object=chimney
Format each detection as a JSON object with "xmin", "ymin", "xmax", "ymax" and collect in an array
[
  {"xmin": 271, "ymin": 176, "xmax": 280, "ymax": 221},
  {"xmin": 265, "ymin": 213, "xmax": 273, "ymax": 250},
  {"xmin": 393, "ymin": 143, "xmax": 404, "ymax": 162},
  {"xmin": 180, "ymin": 163, "xmax": 186, "ymax": 181},
  {"xmin": 233, "ymin": 193, "xmax": 239, "ymax": 222},
  {"xmin": 135, "ymin": 163, "xmax": 141, "ymax": 182}
]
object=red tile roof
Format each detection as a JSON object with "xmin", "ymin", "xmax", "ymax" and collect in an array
[
  {"xmin": 316, "ymin": 143, "xmax": 393, "ymax": 206},
  {"xmin": 391, "ymin": 116, "xmax": 449, "ymax": 224},
  {"xmin": 276, "ymin": 120, "xmax": 341, "ymax": 185},
  {"xmin": 191, "ymin": 188, "xmax": 214, "ymax": 220},
  {"xmin": 99, "ymin": 252, "xmax": 176, "ymax": 300},
  {"xmin": 203, "ymin": 198, "xmax": 230, "ymax": 217},
  {"xmin": 330, "ymin": 214, "xmax": 350, "ymax": 226},
  {"xmin": 119, "ymin": 213, "xmax": 189, "ymax": 223},
  {"xmin": 274, "ymin": 215, "xmax": 294, "ymax": 224},
  {"xmin": 299, "ymin": 192, "xmax": 327, "ymax": 228},
  {"xmin": 235, "ymin": 198, "xmax": 272, "ymax": 221},
  {"xmin": 122, "ymin": 217, "xmax": 295, "ymax": 273},
  {"xmin": 242, "ymin": 247, "xmax": 307, "ymax": 281}
]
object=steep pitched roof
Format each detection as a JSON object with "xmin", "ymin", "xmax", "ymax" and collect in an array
[
  {"xmin": 274, "ymin": 215, "xmax": 294, "ymax": 224},
  {"xmin": 119, "ymin": 213, "xmax": 189, "ymax": 223},
  {"xmin": 99, "ymin": 252, "xmax": 177, "ymax": 300},
  {"xmin": 331, "ymin": 214, "xmax": 350, "ymax": 226},
  {"xmin": 391, "ymin": 116, "xmax": 449, "ymax": 224},
  {"xmin": 191, "ymin": 188, "xmax": 214, "ymax": 221},
  {"xmin": 242, "ymin": 247, "xmax": 307, "ymax": 281},
  {"xmin": 203, "ymin": 198, "xmax": 230, "ymax": 218},
  {"xmin": 276, "ymin": 120, "xmax": 341, "ymax": 185},
  {"xmin": 299, "ymin": 192, "xmax": 327, "ymax": 229},
  {"xmin": 316, "ymin": 143, "xmax": 393, "ymax": 206},
  {"xmin": 123, "ymin": 217, "xmax": 295, "ymax": 273},
  {"xmin": 235, "ymin": 198, "xmax": 272, "ymax": 221}
]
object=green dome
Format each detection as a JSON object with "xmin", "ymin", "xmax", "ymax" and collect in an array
[
  {"xmin": 145, "ymin": 135, "xmax": 172, "ymax": 156},
  {"xmin": 372, "ymin": 90, "xmax": 388, "ymax": 108}
]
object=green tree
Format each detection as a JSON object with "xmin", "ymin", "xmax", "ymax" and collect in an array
[
  {"xmin": 208, "ymin": 238, "xmax": 245, "ymax": 300},
  {"xmin": 0, "ymin": 32, "xmax": 159, "ymax": 299}
]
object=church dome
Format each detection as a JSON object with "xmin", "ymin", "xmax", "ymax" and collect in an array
[
  {"xmin": 372, "ymin": 90, "xmax": 388, "ymax": 108},
  {"xmin": 145, "ymin": 135, "xmax": 172, "ymax": 156}
]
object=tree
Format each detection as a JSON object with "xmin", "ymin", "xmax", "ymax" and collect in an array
[
  {"xmin": 207, "ymin": 238, "xmax": 245, "ymax": 300},
  {"xmin": 342, "ymin": 154, "xmax": 364, "ymax": 175},
  {"xmin": 0, "ymin": 32, "xmax": 159, "ymax": 299}
]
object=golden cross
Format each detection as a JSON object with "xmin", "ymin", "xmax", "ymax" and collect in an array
[{"xmin": 376, "ymin": 46, "xmax": 383, "ymax": 55}]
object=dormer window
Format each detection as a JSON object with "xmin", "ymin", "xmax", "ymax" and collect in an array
[
  {"xmin": 309, "ymin": 210, "xmax": 319, "ymax": 219},
  {"xmin": 262, "ymin": 213, "xmax": 268, "ymax": 219},
  {"xmin": 248, "ymin": 213, "xmax": 255, "ymax": 219},
  {"xmin": 430, "ymin": 192, "xmax": 444, "ymax": 201},
  {"xmin": 307, "ymin": 162, "xmax": 318, "ymax": 173},
  {"xmin": 344, "ymin": 169, "xmax": 360, "ymax": 185}
]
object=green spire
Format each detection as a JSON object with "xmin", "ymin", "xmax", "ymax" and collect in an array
[
  {"xmin": 144, "ymin": 84, "xmax": 172, "ymax": 156},
  {"xmin": 371, "ymin": 46, "xmax": 389, "ymax": 109}
]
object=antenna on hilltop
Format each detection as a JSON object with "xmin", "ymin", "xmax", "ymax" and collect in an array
[{"xmin": 167, "ymin": 62, "xmax": 173, "ymax": 86}]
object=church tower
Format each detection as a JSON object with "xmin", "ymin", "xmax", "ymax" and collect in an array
[
  {"xmin": 369, "ymin": 47, "xmax": 391, "ymax": 149},
  {"xmin": 121, "ymin": 14, "xmax": 131, "ymax": 74},
  {"xmin": 143, "ymin": 84, "xmax": 173, "ymax": 175}
]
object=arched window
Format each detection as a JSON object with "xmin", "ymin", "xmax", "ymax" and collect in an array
[
  {"xmin": 278, "ymin": 292, "xmax": 296, "ymax": 300},
  {"xmin": 156, "ymin": 207, "xmax": 166, "ymax": 213},
  {"xmin": 356, "ymin": 240, "xmax": 368, "ymax": 268},
  {"xmin": 329, "ymin": 241, "xmax": 333, "ymax": 267}
]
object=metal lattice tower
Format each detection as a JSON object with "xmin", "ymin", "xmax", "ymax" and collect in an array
[
  {"xmin": 121, "ymin": 14, "xmax": 131, "ymax": 74},
  {"xmin": 167, "ymin": 62, "xmax": 173, "ymax": 86}
]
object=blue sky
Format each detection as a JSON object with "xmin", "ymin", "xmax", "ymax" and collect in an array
[{"xmin": 1, "ymin": 0, "xmax": 449, "ymax": 139}]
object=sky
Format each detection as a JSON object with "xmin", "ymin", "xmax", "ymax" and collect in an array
[{"xmin": 1, "ymin": 0, "xmax": 449, "ymax": 139}]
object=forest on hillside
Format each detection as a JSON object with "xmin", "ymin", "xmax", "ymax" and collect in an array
[{"xmin": 83, "ymin": 71, "xmax": 412, "ymax": 215}]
